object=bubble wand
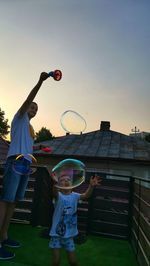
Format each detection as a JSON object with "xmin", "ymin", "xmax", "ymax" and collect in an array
[{"xmin": 48, "ymin": 69, "xmax": 62, "ymax": 81}]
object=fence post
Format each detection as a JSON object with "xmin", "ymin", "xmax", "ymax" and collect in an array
[
  {"xmin": 136, "ymin": 179, "xmax": 142, "ymax": 258},
  {"xmin": 87, "ymin": 187, "xmax": 96, "ymax": 234},
  {"xmin": 31, "ymin": 167, "xmax": 54, "ymax": 227},
  {"xmin": 128, "ymin": 176, "xmax": 134, "ymax": 240}
]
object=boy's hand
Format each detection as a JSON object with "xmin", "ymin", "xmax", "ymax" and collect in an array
[
  {"xmin": 90, "ymin": 175, "xmax": 102, "ymax": 187},
  {"xmin": 39, "ymin": 72, "xmax": 49, "ymax": 82}
]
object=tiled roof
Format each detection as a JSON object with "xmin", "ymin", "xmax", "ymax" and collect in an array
[
  {"xmin": 34, "ymin": 130, "xmax": 150, "ymax": 162},
  {"xmin": 0, "ymin": 136, "xmax": 9, "ymax": 163}
]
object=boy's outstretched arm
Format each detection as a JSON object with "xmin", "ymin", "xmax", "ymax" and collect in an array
[
  {"xmin": 19, "ymin": 72, "xmax": 49, "ymax": 116},
  {"xmin": 80, "ymin": 175, "xmax": 102, "ymax": 200}
]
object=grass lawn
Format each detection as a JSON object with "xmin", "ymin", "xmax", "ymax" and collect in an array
[{"xmin": 0, "ymin": 224, "xmax": 138, "ymax": 266}]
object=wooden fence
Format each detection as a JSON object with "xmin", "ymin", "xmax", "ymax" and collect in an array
[
  {"xmin": 75, "ymin": 171, "xmax": 131, "ymax": 239},
  {"xmin": 131, "ymin": 178, "xmax": 150, "ymax": 266},
  {"xmin": 0, "ymin": 165, "xmax": 150, "ymax": 266}
]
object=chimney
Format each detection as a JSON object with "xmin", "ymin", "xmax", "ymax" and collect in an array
[{"xmin": 100, "ymin": 121, "xmax": 110, "ymax": 131}]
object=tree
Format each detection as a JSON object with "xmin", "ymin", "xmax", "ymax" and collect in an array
[
  {"xmin": 35, "ymin": 127, "xmax": 54, "ymax": 143},
  {"xmin": 145, "ymin": 134, "xmax": 150, "ymax": 143},
  {"xmin": 0, "ymin": 108, "xmax": 10, "ymax": 138}
]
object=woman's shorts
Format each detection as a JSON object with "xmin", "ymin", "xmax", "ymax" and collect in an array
[{"xmin": 0, "ymin": 156, "xmax": 30, "ymax": 202}]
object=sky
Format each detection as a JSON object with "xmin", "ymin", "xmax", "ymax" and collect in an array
[{"xmin": 0, "ymin": 0, "xmax": 150, "ymax": 139}]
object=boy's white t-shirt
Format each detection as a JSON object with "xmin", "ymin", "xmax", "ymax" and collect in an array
[
  {"xmin": 50, "ymin": 192, "xmax": 81, "ymax": 238},
  {"xmin": 7, "ymin": 112, "xmax": 34, "ymax": 161}
]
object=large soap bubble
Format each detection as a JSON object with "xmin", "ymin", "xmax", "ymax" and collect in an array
[
  {"xmin": 60, "ymin": 110, "xmax": 87, "ymax": 134},
  {"xmin": 51, "ymin": 158, "xmax": 85, "ymax": 190}
]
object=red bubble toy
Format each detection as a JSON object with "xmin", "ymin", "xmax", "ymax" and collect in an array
[{"xmin": 48, "ymin": 69, "xmax": 62, "ymax": 81}]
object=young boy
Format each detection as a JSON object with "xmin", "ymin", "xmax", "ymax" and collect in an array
[{"xmin": 49, "ymin": 173, "xmax": 101, "ymax": 266}]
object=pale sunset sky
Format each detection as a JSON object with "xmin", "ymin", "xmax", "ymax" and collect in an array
[{"xmin": 0, "ymin": 0, "xmax": 150, "ymax": 139}]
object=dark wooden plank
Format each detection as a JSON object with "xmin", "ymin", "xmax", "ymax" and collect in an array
[
  {"xmin": 16, "ymin": 198, "xmax": 33, "ymax": 210},
  {"xmin": 133, "ymin": 205, "xmax": 150, "ymax": 242},
  {"xmin": 12, "ymin": 208, "xmax": 31, "ymax": 222},
  {"xmin": 90, "ymin": 220, "xmax": 128, "ymax": 237},
  {"xmin": 93, "ymin": 209, "xmax": 128, "ymax": 224},
  {"xmin": 93, "ymin": 198, "xmax": 129, "ymax": 211},
  {"xmin": 94, "ymin": 186, "xmax": 129, "ymax": 200},
  {"xmin": 134, "ymin": 193, "xmax": 150, "ymax": 221}
]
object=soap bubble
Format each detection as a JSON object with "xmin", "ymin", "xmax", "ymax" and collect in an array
[
  {"xmin": 13, "ymin": 154, "xmax": 37, "ymax": 175},
  {"xmin": 60, "ymin": 110, "xmax": 87, "ymax": 134},
  {"xmin": 51, "ymin": 158, "xmax": 85, "ymax": 189}
]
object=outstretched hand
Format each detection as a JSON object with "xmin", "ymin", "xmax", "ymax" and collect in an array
[{"xmin": 90, "ymin": 175, "xmax": 102, "ymax": 187}]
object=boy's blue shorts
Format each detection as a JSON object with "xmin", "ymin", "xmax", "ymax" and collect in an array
[
  {"xmin": 0, "ymin": 156, "xmax": 30, "ymax": 202},
  {"xmin": 49, "ymin": 236, "xmax": 75, "ymax": 252}
]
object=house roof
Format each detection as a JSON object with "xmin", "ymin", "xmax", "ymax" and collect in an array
[
  {"xmin": 0, "ymin": 136, "xmax": 9, "ymax": 163},
  {"xmin": 33, "ymin": 129, "xmax": 150, "ymax": 162}
]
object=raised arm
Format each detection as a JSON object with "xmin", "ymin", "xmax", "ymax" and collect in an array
[
  {"xmin": 18, "ymin": 72, "xmax": 49, "ymax": 116},
  {"xmin": 80, "ymin": 175, "xmax": 101, "ymax": 200}
]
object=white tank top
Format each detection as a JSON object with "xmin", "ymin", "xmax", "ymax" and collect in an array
[{"xmin": 7, "ymin": 112, "xmax": 34, "ymax": 162}]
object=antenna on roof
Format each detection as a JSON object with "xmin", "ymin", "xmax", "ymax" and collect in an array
[{"xmin": 131, "ymin": 126, "xmax": 140, "ymax": 136}]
